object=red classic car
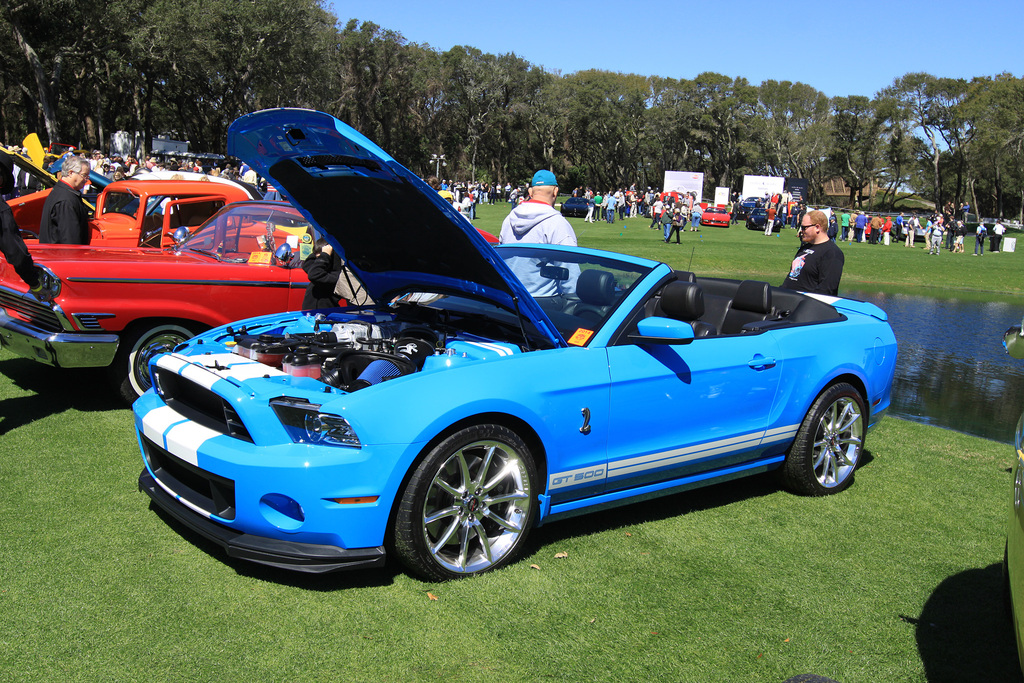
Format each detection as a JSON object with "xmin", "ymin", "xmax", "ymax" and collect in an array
[
  {"xmin": 0, "ymin": 201, "xmax": 319, "ymax": 402},
  {"xmin": 12, "ymin": 177, "xmax": 256, "ymax": 248},
  {"xmin": 700, "ymin": 205, "xmax": 732, "ymax": 228}
]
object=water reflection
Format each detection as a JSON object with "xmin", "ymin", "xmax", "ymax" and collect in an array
[{"xmin": 847, "ymin": 290, "xmax": 1024, "ymax": 443}]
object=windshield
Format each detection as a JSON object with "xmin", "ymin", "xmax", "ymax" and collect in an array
[
  {"xmin": 183, "ymin": 202, "xmax": 318, "ymax": 264},
  {"xmin": 497, "ymin": 245, "xmax": 652, "ymax": 344},
  {"xmin": 381, "ymin": 247, "xmax": 652, "ymax": 348},
  {"xmin": 102, "ymin": 191, "xmax": 140, "ymax": 218}
]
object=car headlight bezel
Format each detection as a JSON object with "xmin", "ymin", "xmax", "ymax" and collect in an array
[{"xmin": 270, "ymin": 397, "xmax": 361, "ymax": 448}]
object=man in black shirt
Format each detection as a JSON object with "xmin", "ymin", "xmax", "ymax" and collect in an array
[
  {"xmin": 781, "ymin": 209, "xmax": 844, "ymax": 296},
  {"xmin": 0, "ymin": 150, "xmax": 41, "ymax": 293},
  {"xmin": 39, "ymin": 155, "xmax": 91, "ymax": 244}
]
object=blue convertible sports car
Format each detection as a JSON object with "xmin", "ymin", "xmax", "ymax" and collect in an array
[{"xmin": 134, "ymin": 109, "xmax": 898, "ymax": 581}]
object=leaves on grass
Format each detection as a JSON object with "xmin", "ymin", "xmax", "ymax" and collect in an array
[
  {"xmin": 427, "ymin": 592, "xmax": 438, "ymax": 601},
  {"xmin": 530, "ymin": 564, "xmax": 541, "ymax": 570},
  {"xmin": 554, "ymin": 551, "xmax": 568, "ymax": 559}
]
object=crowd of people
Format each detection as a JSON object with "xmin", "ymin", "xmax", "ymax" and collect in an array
[{"xmin": 836, "ymin": 206, "xmax": 1008, "ymax": 256}]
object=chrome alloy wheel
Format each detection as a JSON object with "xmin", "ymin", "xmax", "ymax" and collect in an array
[
  {"xmin": 811, "ymin": 395, "xmax": 864, "ymax": 489},
  {"xmin": 420, "ymin": 439, "xmax": 532, "ymax": 574}
]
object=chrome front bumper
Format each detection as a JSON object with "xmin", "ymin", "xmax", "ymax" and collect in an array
[{"xmin": 0, "ymin": 308, "xmax": 119, "ymax": 367}]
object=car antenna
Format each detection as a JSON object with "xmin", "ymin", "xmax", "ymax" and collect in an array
[{"xmin": 687, "ymin": 246, "xmax": 695, "ymax": 272}]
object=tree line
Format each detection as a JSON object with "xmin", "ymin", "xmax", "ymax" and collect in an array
[{"xmin": 3, "ymin": 0, "xmax": 1022, "ymax": 218}]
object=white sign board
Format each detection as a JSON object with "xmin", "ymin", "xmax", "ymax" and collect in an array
[
  {"xmin": 663, "ymin": 171, "xmax": 704, "ymax": 204},
  {"xmin": 714, "ymin": 187, "xmax": 730, "ymax": 206},
  {"xmin": 741, "ymin": 174, "xmax": 785, "ymax": 200},
  {"xmin": 1004, "ymin": 236, "xmax": 1017, "ymax": 253}
]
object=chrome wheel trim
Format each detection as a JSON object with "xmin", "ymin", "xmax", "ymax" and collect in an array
[
  {"xmin": 129, "ymin": 327, "xmax": 190, "ymax": 395},
  {"xmin": 421, "ymin": 439, "xmax": 532, "ymax": 574},
  {"xmin": 811, "ymin": 396, "xmax": 864, "ymax": 488}
]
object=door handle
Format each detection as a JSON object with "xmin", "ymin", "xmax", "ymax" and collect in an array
[{"xmin": 748, "ymin": 355, "xmax": 776, "ymax": 370}]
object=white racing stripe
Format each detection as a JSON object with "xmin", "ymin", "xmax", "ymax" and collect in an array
[
  {"xmin": 142, "ymin": 405, "xmax": 188, "ymax": 447},
  {"xmin": 158, "ymin": 352, "xmax": 284, "ymax": 389},
  {"xmin": 164, "ymin": 420, "xmax": 221, "ymax": 466},
  {"xmin": 549, "ymin": 423, "xmax": 801, "ymax": 488}
]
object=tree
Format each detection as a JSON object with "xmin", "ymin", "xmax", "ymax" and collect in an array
[
  {"xmin": 755, "ymin": 80, "xmax": 831, "ymax": 201},
  {"xmin": 829, "ymin": 96, "xmax": 882, "ymax": 208}
]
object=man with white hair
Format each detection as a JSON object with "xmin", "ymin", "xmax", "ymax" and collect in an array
[{"xmin": 39, "ymin": 155, "xmax": 91, "ymax": 244}]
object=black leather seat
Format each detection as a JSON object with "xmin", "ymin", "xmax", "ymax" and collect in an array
[
  {"xmin": 570, "ymin": 269, "xmax": 616, "ymax": 323},
  {"xmin": 720, "ymin": 280, "xmax": 774, "ymax": 334},
  {"xmin": 657, "ymin": 281, "xmax": 716, "ymax": 337}
]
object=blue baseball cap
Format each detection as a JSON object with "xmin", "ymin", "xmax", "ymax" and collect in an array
[{"xmin": 531, "ymin": 169, "xmax": 557, "ymax": 187}]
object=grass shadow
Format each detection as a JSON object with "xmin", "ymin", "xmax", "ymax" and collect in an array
[
  {"xmin": 0, "ymin": 357, "xmax": 124, "ymax": 435},
  {"xmin": 531, "ymin": 467, "xmax": 782, "ymax": 549},
  {"xmin": 530, "ymin": 449, "xmax": 877, "ymax": 552},
  {"xmin": 907, "ymin": 562, "xmax": 1023, "ymax": 681}
]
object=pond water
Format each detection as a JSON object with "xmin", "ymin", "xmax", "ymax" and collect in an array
[{"xmin": 846, "ymin": 289, "xmax": 1024, "ymax": 443}]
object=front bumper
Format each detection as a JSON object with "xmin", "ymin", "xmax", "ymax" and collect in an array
[
  {"xmin": 139, "ymin": 469, "xmax": 387, "ymax": 573},
  {"xmin": 0, "ymin": 309, "xmax": 118, "ymax": 367}
]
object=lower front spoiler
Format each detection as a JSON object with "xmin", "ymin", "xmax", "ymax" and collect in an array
[{"xmin": 139, "ymin": 469, "xmax": 386, "ymax": 574}]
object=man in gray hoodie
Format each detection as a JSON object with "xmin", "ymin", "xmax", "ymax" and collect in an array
[
  {"xmin": 498, "ymin": 170, "xmax": 577, "ymax": 247},
  {"xmin": 499, "ymin": 170, "xmax": 579, "ymax": 297}
]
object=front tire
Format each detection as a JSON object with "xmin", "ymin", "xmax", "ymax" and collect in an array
[
  {"xmin": 111, "ymin": 322, "xmax": 196, "ymax": 403},
  {"xmin": 780, "ymin": 382, "xmax": 866, "ymax": 496},
  {"xmin": 393, "ymin": 424, "xmax": 538, "ymax": 581}
]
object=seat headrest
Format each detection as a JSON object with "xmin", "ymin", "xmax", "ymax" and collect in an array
[
  {"xmin": 659, "ymin": 281, "xmax": 704, "ymax": 321},
  {"xmin": 733, "ymin": 280, "xmax": 772, "ymax": 313},
  {"xmin": 577, "ymin": 269, "xmax": 616, "ymax": 306}
]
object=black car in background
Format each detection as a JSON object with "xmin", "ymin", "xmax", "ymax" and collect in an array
[
  {"xmin": 560, "ymin": 196, "xmax": 594, "ymax": 218},
  {"xmin": 746, "ymin": 207, "xmax": 775, "ymax": 231}
]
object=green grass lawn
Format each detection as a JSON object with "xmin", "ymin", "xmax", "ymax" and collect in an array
[
  {"xmin": 0, "ymin": 356, "xmax": 1019, "ymax": 681},
  {"xmin": 2, "ymin": 202, "xmax": 1024, "ymax": 681}
]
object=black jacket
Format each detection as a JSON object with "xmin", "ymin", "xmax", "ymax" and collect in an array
[
  {"xmin": 301, "ymin": 250, "xmax": 342, "ymax": 309},
  {"xmin": 0, "ymin": 199, "xmax": 38, "ymax": 288},
  {"xmin": 39, "ymin": 181, "xmax": 90, "ymax": 245}
]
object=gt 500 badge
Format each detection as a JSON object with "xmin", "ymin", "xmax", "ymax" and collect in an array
[{"xmin": 549, "ymin": 467, "xmax": 606, "ymax": 490}]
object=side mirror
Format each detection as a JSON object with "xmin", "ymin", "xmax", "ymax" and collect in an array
[
  {"xmin": 1005, "ymin": 325, "xmax": 1024, "ymax": 359},
  {"xmin": 274, "ymin": 243, "xmax": 293, "ymax": 266},
  {"xmin": 171, "ymin": 226, "xmax": 189, "ymax": 247},
  {"xmin": 630, "ymin": 316, "xmax": 695, "ymax": 345}
]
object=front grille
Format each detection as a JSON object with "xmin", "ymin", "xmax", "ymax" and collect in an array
[
  {"xmin": 154, "ymin": 367, "xmax": 253, "ymax": 443},
  {"xmin": 0, "ymin": 289, "xmax": 62, "ymax": 332},
  {"xmin": 143, "ymin": 437, "xmax": 236, "ymax": 520}
]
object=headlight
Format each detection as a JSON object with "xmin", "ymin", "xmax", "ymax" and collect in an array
[{"xmin": 270, "ymin": 397, "xmax": 361, "ymax": 448}]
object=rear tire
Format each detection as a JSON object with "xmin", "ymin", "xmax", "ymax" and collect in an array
[
  {"xmin": 111, "ymin": 323, "xmax": 196, "ymax": 404},
  {"xmin": 780, "ymin": 382, "xmax": 866, "ymax": 496}
]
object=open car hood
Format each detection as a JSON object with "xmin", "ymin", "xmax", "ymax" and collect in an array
[{"xmin": 227, "ymin": 108, "xmax": 564, "ymax": 348}]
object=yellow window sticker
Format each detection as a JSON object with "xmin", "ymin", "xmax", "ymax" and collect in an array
[
  {"xmin": 247, "ymin": 251, "xmax": 272, "ymax": 265},
  {"xmin": 568, "ymin": 328, "xmax": 594, "ymax": 346}
]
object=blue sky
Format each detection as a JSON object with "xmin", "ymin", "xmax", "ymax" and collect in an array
[{"xmin": 328, "ymin": 0, "xmax": 1021, "ymax": 98}]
